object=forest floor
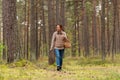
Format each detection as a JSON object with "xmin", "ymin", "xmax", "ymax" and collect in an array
[{"xmin": 0, "ymin": 56, "xmax": 120, "ymax": 80}]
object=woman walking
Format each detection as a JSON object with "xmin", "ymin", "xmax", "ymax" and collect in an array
[{"xmin": 50, "ymin": 24, "xmax": 68, "ymax": 71}]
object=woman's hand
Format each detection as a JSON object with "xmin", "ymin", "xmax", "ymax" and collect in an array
[{"xmin": 50, "ymin": 48, "xmax": 53, "ymax": 51}]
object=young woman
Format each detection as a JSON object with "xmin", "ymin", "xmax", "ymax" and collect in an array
[{"xmin": 50, "ymin": 24, "xmax": 67, "ymax": 71}]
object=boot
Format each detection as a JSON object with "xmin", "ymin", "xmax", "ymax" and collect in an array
[
  {"xmin": 57, "ymin": 66, "xmax": 60, "ymax": 71},
  {"xmin": 59, "ymin": 66, "xmax": 62, "ymax": 70}
]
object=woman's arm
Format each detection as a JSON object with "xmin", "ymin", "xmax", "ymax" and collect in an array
[
  {"xmin": 50, "ymin": 32, "xmax": 56, "ymax": 50},
  {"xmin": 64, "ymin": 32, "xmax": 69, "ymax": 42}
]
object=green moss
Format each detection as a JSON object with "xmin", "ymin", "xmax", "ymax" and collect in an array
[
  {"xmin": 0, "ymin": 57, "xmax": 120, "ymax": 80},
  {"xmin": 75, "ymin": 56, "xmax": 119, "ymax": 67},
  {"xmin": 15, "ymin": 59, "xmax": 27, "ymax": 67}
]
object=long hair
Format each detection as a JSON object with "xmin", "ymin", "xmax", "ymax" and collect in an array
[{"xmin": 56, "ymin": 24, "xmax": 64, "ymax": 31}]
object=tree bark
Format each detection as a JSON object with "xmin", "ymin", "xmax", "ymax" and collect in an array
[
  {"xmin": 2, "ymin": 0, "xmax": 21, "ymax": 63},
  {"xmin": 48, "ymin": 0, "xmax": 55, "ymax": 64},
  {"xmin": 92, "ymin": 0, "xmax": 98, "ymax": 55},
  {"xmin": 30, "ymin": 0, "xmax": 38, "ymax": 61},
  {"xmin": 83, "ymin": 0, "xmax": 89, "ymax": 57},
  {"xmin": 101, "ymin": 0, "xmax": 106, "ymax": 60},
  {"xmin": 60, "ymin": 0, "xmax": 65, "ymax": 26}
]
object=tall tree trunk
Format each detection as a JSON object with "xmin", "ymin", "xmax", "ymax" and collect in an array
[
  {"xmin": 118, "ymin": 0, "xmax": 120, "ymax": 53},
  {"xmin": 24, "ymin": 0, "xmax": 29, "ymax": 60},
  {"xmin": 30, "ymin": 0, "xmax": 37, "ymax": 61},
  {"xmin": 2, "ymin": 0, "xmax": 21, "ymax": 63},
  {"xmin": 56, "ymin": 0, "xmax": 60, "ymax": 24},
  {"xmin": 60, "ymin": 0, "xmax": 65, "ymax": 26},
  {"xmin": 101, "ymin": 0, "xmax": 106, "ymax": 60},
  {"xmin": 112, "ymin": 0, "xmax": 118, "ymax": 60},
  {"xmin": 41, "ymin": 0, "xmax": 47, "ymax": 56},
  {"xmin": 92, "ymin": 0, "xmax": 98, "ymax": 55},
  {"xmin": 35, "ymin": 0, "xmax": 39, "ymax": 60},
  {"xmin": 48, "ymin": 0, "xmax": 55, "ymax": 64},
  {"xmin": 77, "ymin": 19, "xmax": 81, "ymax": 56},
  {"xmin": 71, "ymin": 0, "xmax": 78, "ymax": 57},
  {"xmin": 83, "ymin": 0, "xmax": 89, "ymax": 57},
  {"xmin": 115, "ymin": 0, "xmax": 119, "ymax": 53},
  {"xmin": 106, "ymin": 0, "xmax": 110, "ymax": 56}
]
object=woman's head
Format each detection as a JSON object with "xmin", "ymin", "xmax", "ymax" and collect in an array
[{"xmin": 56, "ymin": 24, "xmax": 64, "ymax": 31}]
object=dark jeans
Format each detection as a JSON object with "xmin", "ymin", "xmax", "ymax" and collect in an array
[{"xmin": 54, "ymin": 49, "xmax": 64, "ymax": 67}]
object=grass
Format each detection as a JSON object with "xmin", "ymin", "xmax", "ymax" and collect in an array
[{"xmin": 0, "ymin": 57, "xmax": 120, "ymax": 80}]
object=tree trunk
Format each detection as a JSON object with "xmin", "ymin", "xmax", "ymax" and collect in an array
[
  {"xmin": 30, "ymin": 0, "xmax": 38, "ymax": 61},
  {"xmin": 60, "ymin": 0, "xmax": 65, "ymax": 26},
  {"xmin": 92, "ymin": 0, "xmax": 98, "ymax": 55},
  {"xmin": 83, "ymin": 0, "xmax": 89, "ymax": 57},
  {"xmin": 48, "ymin": 0, "xmax": 55, "ymax": 64},
  {"xmin": 112, "ymin": 0, "xmax": 118, "ymax": 60},
  {"xmin": 56, "ymin": 0, "xmax": 60, "ymax": 24},
  {"xmin": 101, "ymin": 0, "xmax": 106, "ymax": 60},
  {"xmin": 2, "ymin": 0, "xmax": 21, "ymax": 63},
  {"xmin": 24, "ymin": 0, "xmax": 29, "ymax": 60},
  {"xmin": 71, "ymin": 0, "xmax": 78, "ymax": 57},
  {"xmin": 41, "ymin": 0, "xmax": 47, "ymax": 56},
  {"xmin": 106, "ymin": 0, "xmax": 110, "ymax": 56}
]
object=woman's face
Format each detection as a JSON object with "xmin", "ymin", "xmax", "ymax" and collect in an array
[{"xmin": 56, "ymin": 25, "xmax": 61, "ymax": 31}]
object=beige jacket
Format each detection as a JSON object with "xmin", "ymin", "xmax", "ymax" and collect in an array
[{"xmin": 50, "ymin": 31, "xmax": 67, "ymax": 50}]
